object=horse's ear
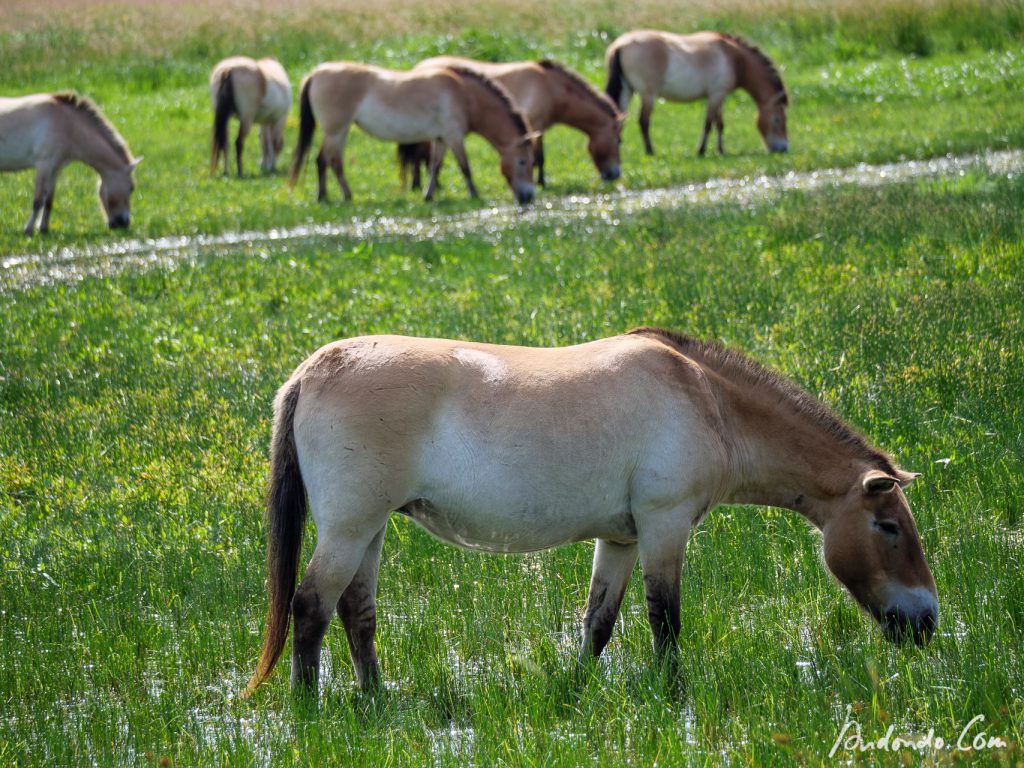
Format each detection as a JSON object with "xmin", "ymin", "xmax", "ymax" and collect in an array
[
  {"xmin": 862, "ymin": 470, "xmax": 901, "ymax": 496},
  {"xmin": 895, "ymin": 470, "xmax": 921, "ymax": 488},
  {"xmin": 129, "ymin": 157, "xmax": 143, "ymax": 172},
  {"xmin": 521, "ymin": 131, "xmax": 542, "ymax": 145}
]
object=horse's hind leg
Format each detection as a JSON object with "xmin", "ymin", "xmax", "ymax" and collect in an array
[
  {"xmin": 639, "ymin": 95, "xmax": 656, "ymax": 156},
  {"xmin": 714, "ymin": 104, "xmax": 725, "ymax": 155},
  {"xmin": 423, "ymin": 140, "xmax": 448, "ymax": 202},
  {"xmin": 259, "ymin": 124, "xmax": 274, "ymax": 173},
  {"xmin": 320, "ymin": 130, "xmax": 353, "ymax": 201},
  {"xmin": 698, "ymin": 103, "xmax": 713, "ymax": 156},
  {"xmin": 580, "ymin": 539, "xmax": 638, "ymax": 660},
  {"xmin": 336, "ymin": 524, "xmax": 386, "ymax": 689},
  {"xmin": 291, "ymin": 536, "xmax": 372, "ymax": 694},
  {"xmin": 24, "ymin": 166, "xmax": 54, "ymax": 235},
  {"xmin": 235, "ymin": 118, "xmax": 252, "ymax": 177}
]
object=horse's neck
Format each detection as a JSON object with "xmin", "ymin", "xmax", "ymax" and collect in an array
[
  {"xmin": 550, "ymin": 79, "xmax": 607, "ymax": 133},
  {"xmin": 716, "ymin": 376, "xmax": 865, "ymax": 527},
  {"xmin": 69, "ymin": 116, "xmax": 124, "ymax": 174},
  {"xmin": 466, "ymin": 83, "xmax": 521, "ymax": 148},
  {"xmin": 732, "ymin": 50, "xmax": 777, "ymax": 109}
]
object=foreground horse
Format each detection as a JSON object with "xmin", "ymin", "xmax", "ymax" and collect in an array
[
  {"xmin": 399, "ymin": 57, "xmax": 623, "ymax": 187},
  {"xmin": 209, "ymin": 56, "xmax": 292, "ymax": 177},
  {"xmin": 0, "ymin": 93, "xmax": 140, "ymax": 235},
  {"xmin": 605, "ymin": 30, "xmax": 789, "ymax": 156},
  {"xmin": 290, "ymin": 63, "xmax": 536, "ymax": 204},
  {"xmin": 245, "ymin": 329, "xmax": 938, "ymax": 697}
]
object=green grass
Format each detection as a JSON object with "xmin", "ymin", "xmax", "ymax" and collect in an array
[{"xmin": 1, "ymin": 1, "xmax": 1023, "ymax": 765}]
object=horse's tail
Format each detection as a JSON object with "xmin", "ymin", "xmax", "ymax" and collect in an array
[
  {"xmin": 211, "ymin": 70, "xmax": 237, "ymax": 175},
  {"xmin": 243, "ymin": 377, "xmax": 307, "ymax": 697},
  {"xmin": 397, "ymin": 142, "xmax": 428, "ymax": 189},
  {"xmin": 288, "ymin": 76, "xmax": 317, "ymax": 189},
  {"xmin": 605, "ymin": 47, "xmax": 628, "ymax": 111}
]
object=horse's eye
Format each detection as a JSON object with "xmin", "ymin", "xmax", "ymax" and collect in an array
[{"xmin": 873, "ymin": 519, "xmax": 900, "ymax": 537}]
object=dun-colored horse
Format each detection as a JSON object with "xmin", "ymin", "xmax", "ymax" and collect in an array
[
  {"xmin": 400, "ymin": 57, "xmax": 624, "ymax": 187},
  {"xmin": 289, "ymin": 63, "xmax": 536, "ymax": 205},
  {"xmin": 0, "ymin": 93, "xmax": 140, "ymax": 235},
  {"xmin": 245, "ymin": 329, "xmax": 938, "ymax": 697},
  {"xmin": 209, "ymin": 56, "xmax": 292, "ymax": 177},
  {"xmin": 605, "ymin": 30, "xmax": 789, "ymax": 156}
]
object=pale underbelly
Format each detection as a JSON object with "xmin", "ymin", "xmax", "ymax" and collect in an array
[{"xmin": 397, "ymin": 498, "xmax": 637, "ymax": 553}]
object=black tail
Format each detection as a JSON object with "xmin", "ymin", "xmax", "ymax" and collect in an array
[
  {"xmin": 289, "ymin": 77, "xmax": 317, "ymax": 188},
  {"xmin": 211, "ymin": 71, "xmax": 237, "ymax": 175},
  {"xmin": 605, "ymin": 48, "xmax": 626, "ymax": 109},
  {"xmin": 243, "ymin": 378, "xmax": 307, "ymax": 697},
  {"xmin": 397, "ymin": 142, "xmax": 431, "ymax": 190}
]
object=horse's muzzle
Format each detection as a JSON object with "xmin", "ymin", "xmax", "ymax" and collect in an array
[
  {"xmin": 109, "ymin": 213, "xmax": 131, "ymax": 229},
  {"xmin": 515, "ymin": 184, "xmax": 536, "ymax": 206},
  {"xmin": 880, "ymin": 604, "xmax": 938, "ymax": 646},
  {"xmin": 601, "ymin": 165, "xmax": 622, "ymax": 182},
  {"xmin": 768, "ymin": 139, "xmax": 790, "ymax": 154}
]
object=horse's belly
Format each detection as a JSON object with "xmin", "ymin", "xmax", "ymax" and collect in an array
[
  {"xmin": 399, "ymin": 493, "xmax": 635, "ymax": 553},
  {"xmin": 660, "ymin": 52, "xmax": 732, "ymax": 102},
  {"xmin": 0, "ymin": 112, "xmax": 41, "ymax": 170},
  {"xmin": 354, "ymin": 94, "xmax": 441, "ymax": 143}
]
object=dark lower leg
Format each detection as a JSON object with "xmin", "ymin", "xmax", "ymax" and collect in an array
[
  {"xmin": 316, "ymin": 150, "xmax": 328, "ymax": 202},
  {"xmin": 640, "ymin": 100, "xmax": 655, "ymax": 155},
  {"xmin": 291, "ymin": 586, "xmax": 332, "ymax": 694},
  {"xmin": 643, "ymin": 574, "xmax": 680, "ymax": 656},
  {"xmin": 337, "ymin": 580, "xmax": 379, "ymax": 689}
]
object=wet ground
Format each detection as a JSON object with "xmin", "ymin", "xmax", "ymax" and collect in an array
[{"xmin": 2, "ymin": 149, "xmax": 1020, "ymax": 293}]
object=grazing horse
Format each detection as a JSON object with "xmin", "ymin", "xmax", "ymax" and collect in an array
[
  {"xmin": 0, "ymin": 92, "xmax": 140, "ymax": 235},
  {"xmin": 605, "ymin": 30, "xmax": 789, "ymax": 156},
  {"xmin": 289, "ymin": 63, "xmax": 536, "ymax": 205},
  {"xmin": 209, "ymin": 56, "xmax": 292, "ymax": 177},
  {"xmin": 244, "ymin": 329, "xmax": 938, "ymax": 697},
  {"xmin": 399, "ymin": 57, "xmax": 624, "ymax": 187}
]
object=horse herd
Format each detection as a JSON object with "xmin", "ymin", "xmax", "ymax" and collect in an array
[{"xmin": 0, "ymin": 29, "xmax": 791, "ymax": 235}]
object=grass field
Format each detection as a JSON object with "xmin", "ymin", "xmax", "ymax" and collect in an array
[{"xmin": 1, "ymin": 1, "xmax": 1023, "ymax": 765}]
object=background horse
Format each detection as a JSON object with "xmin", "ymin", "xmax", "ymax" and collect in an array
[
  {"xmin": 209, "ymin": 56, "xmax": 292, "ymax": 177},
  {"xmin": 400, "ymin": 57, "xmax": 623, "ymax": 187},
  {"xmin": 605, "ymin": 30, "xmax": 789, "ymax": 156},
  {"xmin": 289, "ymin": 63, "xmax": 536, "ymax": 205},
  {"xmin": 244, "ymin": 329, "xmax": 937, "ymax": 697},
  {"xmin": 0, "ymin": 92, "xmax": 140, "ymax": 235}
]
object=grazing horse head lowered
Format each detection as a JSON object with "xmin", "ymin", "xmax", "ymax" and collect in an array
[
  {"xmin": 243, "ymin": 330, "xmax": 937, "ymax": 698},
  {"xmin": 0, "ymin": 92, "xmax": 140, "ymax": 234}
]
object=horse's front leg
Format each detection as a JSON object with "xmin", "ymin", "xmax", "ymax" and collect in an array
[
  {"xmin": 423, "ymin": 140, "xmax": 448, "ymax": 201},
  {"xmin": 638, "ymin": 517, "xmax": 692, "ymax": 656},
  {"xmin": 447, "ymin": 139, "xmax": 479, "ymax": 199},
  {"xmin": 534, "ymin": 135, "xmax": 546, "ymax": 187},
  {"xmin": 259, "ymin": 124, "xmax": 275, "ymax": 173},
  {"xmin": 25, "ymin": 166, "xmax": 55, "ymax": 235},
  {"xmin": 580, "ymin": 539, "xmax": 638, "ymax": 660},
  {"xmin": 336, "ymin": 524, "xmax": 386, "ymax": 690}
]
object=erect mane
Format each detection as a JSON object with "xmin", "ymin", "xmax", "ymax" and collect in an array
[
  {"xmin": 537, "ymin": 59, "xmax": 621, "ymax": 118},
  {"xmin": 629, "ymin": 327, "xmax": 897, "ymax": 472},
  {"xmin": 52, "ymin": 92, "xmax": 133, "ymax": 163},
  {"xmin": 720, "ymin": 34, "xmax": 789, "ymax": 105},
  {"xmin": 445, "ymin": 66, "xmax": 531, "ymax": 136}
]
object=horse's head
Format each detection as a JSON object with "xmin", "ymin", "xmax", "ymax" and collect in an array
[
  {"xmin": 99, "ymin": 158, "xmax": 141, "ymax": 229},
  {"xmin": 588, "ymin": 115, "xmax": 624, "ymax": 182},
  {"xmin": 821, "ymin": 469, "xmax": 938, "ymax": 644},
  {"xmin": 500, "ymin": 134, "xmax": 537, "ymax": 205},
  {"xmin": 757, "ymin": 92, "xmax": 789, "ymax": 153}
]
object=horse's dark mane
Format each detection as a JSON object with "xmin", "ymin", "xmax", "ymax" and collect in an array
[
  {"xmin": 52, "ymin": 92, "xmax": 132, "ymax": 162},
  {"xmin": 630, "ymin": 327, "xmax": 897, "ymax": 472},
  {"xmin": 537, "ymin": 59, "xmax": 621, "ymax": 118},
  {"xmin": 446, "ymin": 66, "xmax": 530, "ymax": 136},
  {"xmin": 720, "ymin": 34, "xmax": 789, "ymax": 105}
]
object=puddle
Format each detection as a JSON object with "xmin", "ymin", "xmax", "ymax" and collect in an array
[{"xmin": 2, "ymin": 149, "xmax": 1020, "ymax": 293}]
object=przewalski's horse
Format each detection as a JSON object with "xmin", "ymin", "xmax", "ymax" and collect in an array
[
  {"xmin": 209, "ymin": 56, "xmax": 292, "ymax": 177},
  {"xmin": 0, "ymin": 93, "xmax": 140, "ymax": 235},
  {"xmin": 289, "ymin": 63, "xmax": 536, "ymax": 205},
  {"xmin": 244, "ymin": 329, "xmax": 938, "ymax": 697},
  {"xmin": 400, "ymin": 57, "xmax": 624, "ymax": 187},
  {"xmin": 605, "ymin": 30, "xmax": 790, "ymax": 156}
]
